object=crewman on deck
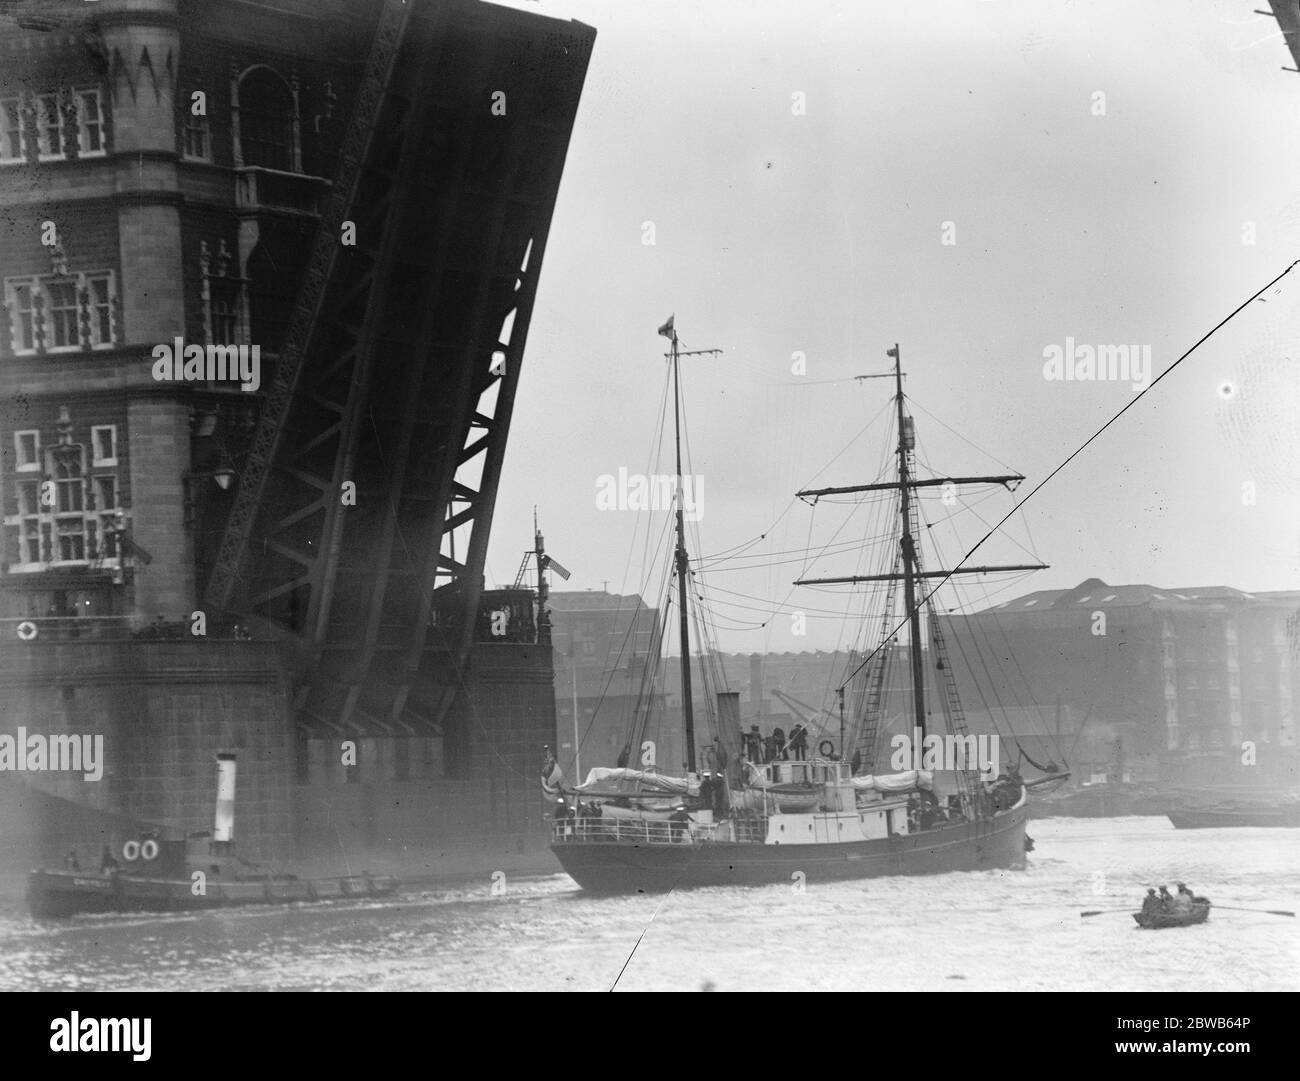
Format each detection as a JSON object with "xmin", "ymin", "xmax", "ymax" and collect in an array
[
  {"xmin": 773, "ymin": 726, "xmax": 788, "ymax": 761},
  {"xmin": 710, "ymin": 736, "xmax": 729, "ymax": 775},
  {"xmin": 789, "ymin": 724, "xmax": 809, "ymax": 760},
  {"xmin": 669, "ymin": 808, "xmax": 691, "ymax": 843},
  {"xmin": 553, "ymin": 797, "xmax": 572, "ymax": 837}
]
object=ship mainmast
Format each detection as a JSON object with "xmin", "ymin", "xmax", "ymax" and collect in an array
[
  {"xmin": 892, "ymin": 346, "xmax": 928, "ymax": 739},
  {"xmin": 662, "ymin": 318, "xmax": 720, "ymax": 774},
  {"xmin": 795, "ymin": 344, "xmax": 1048, "ymax": 754}
]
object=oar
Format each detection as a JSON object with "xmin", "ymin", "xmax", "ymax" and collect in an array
[
  {"xmin": 1209, "ymin": 905, "xmax": 1295, "ymax": 917},
  {"xmin": 1081, "ymin": 908, "xmax": 1134, "ymax": 918}
]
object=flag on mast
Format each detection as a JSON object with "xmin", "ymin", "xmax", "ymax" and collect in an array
[
  {"xmin": 886, "ymin": 345, "xmax": 899, "ymax": 359},
  {"xmin": 541, "ymin": 745, "xmax": 565, "ymax": 797},
  {"xmin": 657, "ymin": 314, "xmax": 677, "ymax": 343},
  {"xmin": 543, "ymin": 555, "xmax": 571, "ymax": 581}
]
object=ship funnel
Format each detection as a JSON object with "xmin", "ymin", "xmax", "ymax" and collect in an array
[
  {"xmin": 214, "ymin": 754, "xmax": 237, "ymax": 842},
  {"xmin": 715, "ymin": 692, "xmax": 742, "ymax": 778}
]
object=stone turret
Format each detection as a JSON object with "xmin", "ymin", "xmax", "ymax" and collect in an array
[{"xmin": 99, "ymin": 0, "xmax": 193, "ymax": 619}]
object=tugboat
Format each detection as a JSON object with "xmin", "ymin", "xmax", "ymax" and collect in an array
[
  {"xmin": 547, "ymin": 334, "xmax": 1067, "ymax": 893},
  {"xmin": 27, "ymin": 754, "xmax": 399, "ymax": 917}
]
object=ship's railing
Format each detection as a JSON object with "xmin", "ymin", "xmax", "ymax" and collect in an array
[{"xmin": 551, "ymin": 815, "xmax": 722, "ymax": 846}]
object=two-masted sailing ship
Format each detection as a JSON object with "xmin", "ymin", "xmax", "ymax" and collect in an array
[{"xmin": 545, "ymin": 328, "xmax": 1064, "ymax": 893}]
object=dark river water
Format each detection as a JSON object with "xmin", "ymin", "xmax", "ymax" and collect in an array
[{"xmin": 1, "ymin": 818, "xmax": 1296, "ymax": 991}]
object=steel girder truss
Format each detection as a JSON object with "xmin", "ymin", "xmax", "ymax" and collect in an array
[{"xmin": 203, "ymin": 0, "xmax": 595, "ymax": 738}]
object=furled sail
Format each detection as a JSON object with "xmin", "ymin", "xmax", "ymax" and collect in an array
[
  {"xmin": 851, "ymin": 769, "xmax": 934, "ymax": 793},
  {"xmin": 573, "ymin": 767, "xmax": 699, "ymax": 796}
]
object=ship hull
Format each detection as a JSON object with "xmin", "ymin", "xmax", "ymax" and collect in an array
[
  {"xmin": 26, "ymin": 869, "xmax": 401, "ymax": 919},
  {"xmin": 1167, "ymin": 806, "xmax": 1300, "ymax": 830},
  {"xmin": 550, "ymin": 803, "xmax": 1028, "ymax": 893},
  {"xmin": 1133, "ymin": 903, "xmax": 1210, "ymax": 929}
]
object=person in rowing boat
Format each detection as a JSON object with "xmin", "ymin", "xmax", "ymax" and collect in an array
[
  {"xmin": 1174, "ymin": 883, "xmax": 1200, "ymax": 910},
  {"xmin": 1140, "ymin": 889, "xmax": 1160, "ymax": 918},
  {"xmin": 1158, "ymin": 885, "xmax": 1173, "ymax": 910}
]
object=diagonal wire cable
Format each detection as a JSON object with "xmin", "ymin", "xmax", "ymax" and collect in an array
[{"xmin": 838, "ymin": 258, "xmax": 1300, "ymax": 692}]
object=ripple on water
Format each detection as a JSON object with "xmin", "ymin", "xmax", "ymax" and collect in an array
[{"xmin": 0, "ymin": 819, "xmax": 1295, "ymax": 990}]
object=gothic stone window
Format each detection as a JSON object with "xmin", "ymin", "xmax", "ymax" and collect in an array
[
  {"xmin": 3, "ymin": 272, "xmax": 118, "ymax": 355},
  {"xmin": 182, "ymin": 88, "xmax": 211, "ymax": 161},
  {"xmin": 50, "ymin": 443, "xmax": 85, "ymax": 562},
  {"xmin": 237, "ymin": 67, "xmax": 296, "ymax": 172},
  {"xmin": 4, "ymin": 422, "xmax": 122, "ymax": 571},
  {"xmin": 8, "ymin": 280, "xmax": 37, "ymax": 350},
  {"xmin": 36, "ymin": 92, "xmax": 64, "ymax": 160},
  {"xmin": 45, "ymin": 278, "xmax": 79, "ymax": 351},
  {"xmin": 76, "ymin": 90, "xmax": 104, "ymax": 155},
  {"xmin": 200, "ymin": 241, "xmax": 246, "ymax": 346},
  {"xmin": 14, "ymin": 479, "xmax": 41, "ymax": 564},
  {"xmin": 0, "ymin": 88, "xmax": 106, "ymax": 165},
  {"xmin": 0, "ymin": 98, "xmax": 22, "ymax": 163}
]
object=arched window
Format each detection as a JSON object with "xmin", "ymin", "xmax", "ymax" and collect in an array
[{"xmin": 238, "ymin": 68, "xmax": 294, "ymax": 172}]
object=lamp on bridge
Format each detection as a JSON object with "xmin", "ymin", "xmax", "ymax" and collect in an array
[{"xmin": 182, "ymin": 448, "xmax": 237, "ymax": 529}]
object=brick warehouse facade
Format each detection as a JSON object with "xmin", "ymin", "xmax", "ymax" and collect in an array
[
  {"xmin": 0, "ymin": 0, "xmax": 594, "ymax": 871},
  {"xmin": 939, "ymin": 579, "xmax": 1300, "ymax": 788}
]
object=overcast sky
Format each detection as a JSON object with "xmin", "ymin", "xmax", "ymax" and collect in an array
[{"xmin": 484, "ymin": 0, "xmax": 1300, "ymax": 655}]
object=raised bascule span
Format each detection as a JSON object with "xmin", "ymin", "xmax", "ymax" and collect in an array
[{"xmin": 201, "ymin": 0, "xmax": 594, "ymax": 743}]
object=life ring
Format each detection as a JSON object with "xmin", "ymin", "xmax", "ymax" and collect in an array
[
  {"xmin": 140, "ymin": 838, "xmax": 159, "ymax": 861},
  {"xmin": 121, "ymin": 839, "xmax": 141, "ymax": 862},
  {"xmin": 16, "ymin": 621, "xmax": 37, "ymax": 641},
  {"xmin": 818, "ymin": 739, "xmax": 836, "ymax": 758}
]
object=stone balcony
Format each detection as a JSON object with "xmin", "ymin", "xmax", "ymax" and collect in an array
[{"xmin": 235, "ymin": 166, "xmax": 329, "ymax": 216}]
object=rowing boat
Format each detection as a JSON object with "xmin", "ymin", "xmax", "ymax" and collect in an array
[{"xmin": 1133, "ymin": 902, "xmax": 1210, "ymax": 929}]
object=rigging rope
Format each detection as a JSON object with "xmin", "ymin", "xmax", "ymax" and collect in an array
[{"xmin": 837, "ymin": 258, "xmax": 1300, "ymax": 693}]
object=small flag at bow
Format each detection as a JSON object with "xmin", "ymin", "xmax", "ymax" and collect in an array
[
  {"xmin": 541, "ymin": 746, "xmax": 565, "ymax": 797},
  {"xmin": 657, "ymin": 314, "xmax": 677, "ymax": 343}
]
